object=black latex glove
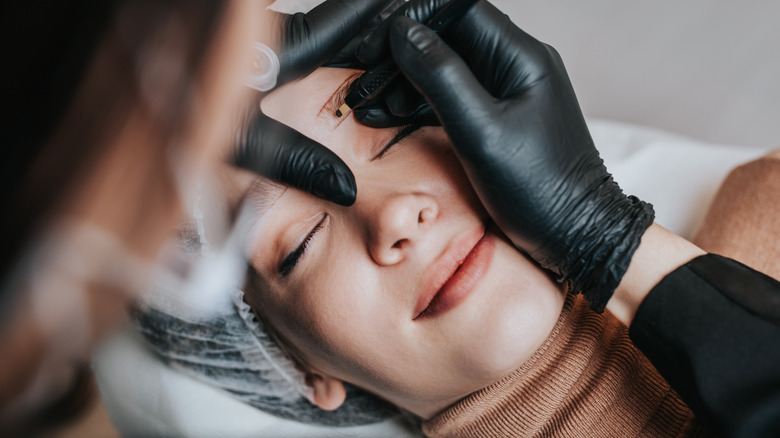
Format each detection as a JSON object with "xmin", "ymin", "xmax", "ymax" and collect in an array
[
  {"xmin": 386, "ymin": 1, "xmax": 655, "ymax": 311},
  {"xmin": 347, "ymin": 0, "xmax": 455, "ymax": 128},
  {"xmin": 233, "ymin": 0, "xmax": 402, "ymax": 206}
]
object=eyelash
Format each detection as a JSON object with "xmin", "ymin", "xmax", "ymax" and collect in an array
[
  {"xmin": 278, "ymin": 213, "xmax": 328, "ymax": 278},
  {"xmin": 373, "ymin": 121, "xmax": 423, "ymax": 160}
]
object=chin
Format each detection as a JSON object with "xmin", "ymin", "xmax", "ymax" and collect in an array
[
  {"xmin": 456, "ymin": 246, "xmax": 566, "ymax": 383},
  {"xmin": 461, "ymin": 308, "xmax": 552, "ymax": 383}
]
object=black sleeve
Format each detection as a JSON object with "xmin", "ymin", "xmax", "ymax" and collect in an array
[{"xmin": 628, "ymin": 254, "xmax": 780, "ymax": 438}]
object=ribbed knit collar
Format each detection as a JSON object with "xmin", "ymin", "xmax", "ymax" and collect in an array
[{"xmin": 423, "ymin": 294, "xmax": 709, "ymax": 437}]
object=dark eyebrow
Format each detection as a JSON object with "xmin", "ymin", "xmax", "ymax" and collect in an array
[{"xmin": 317, "ymin": 71, "xmax": 363, "ymax": 123}]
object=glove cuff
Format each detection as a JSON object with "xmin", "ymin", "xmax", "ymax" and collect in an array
[{"xmin": 550, "ymin": 187, "xmax": 655, "ymax": 312}]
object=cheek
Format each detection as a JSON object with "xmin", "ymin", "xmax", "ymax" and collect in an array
[{"xmin": 273, "ymin": 243, "xmax": 392, "ymax": 380}]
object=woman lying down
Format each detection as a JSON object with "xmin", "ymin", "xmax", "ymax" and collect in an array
[{"xmin": 136, "ymin": 66, "xmax": 780, "ymax": 437}]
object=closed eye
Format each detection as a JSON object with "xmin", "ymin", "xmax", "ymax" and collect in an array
[{"xmin": 278, "ymin": 213, "xmax": 328, "ymax": 278}]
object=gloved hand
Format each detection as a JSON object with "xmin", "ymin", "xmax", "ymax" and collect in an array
[
  {"xmin": 384, "ymin": 1, "xmax": 655, "ymax": 311},
  {"xmin": 348, "ymin": 0, "xmax": 454, "ymax": 128},
  {"xmin": 233, "ymin": 0, "xmax": 403, "ymax": 206}
]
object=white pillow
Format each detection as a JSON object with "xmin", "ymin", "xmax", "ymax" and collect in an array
[{"xmin": 590, "ymin": 119, "xmax": 771, "ymax": 238}]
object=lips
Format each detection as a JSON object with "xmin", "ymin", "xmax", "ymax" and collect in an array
[{"xmin": 414, "ymin": 225, "xmax": 496, "ymax": 320}]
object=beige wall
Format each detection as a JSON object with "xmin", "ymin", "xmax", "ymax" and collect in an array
[
  {"xmin": 495, "ymin": 0, "xmax": 780, "ymax": 147},
  {"xmin": 287, "ymin": 0, "xmax": 780, "ymax": 146}
]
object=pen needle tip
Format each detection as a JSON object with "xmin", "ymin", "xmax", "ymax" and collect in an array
[{"xmin": 336, "ymin": 103, "xmax": 350, "ymax": 118}]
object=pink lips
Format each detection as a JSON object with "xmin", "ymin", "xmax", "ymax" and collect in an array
[{"xmin": 414, "ymin": 225, "xmax": 496, "ymax": 320}]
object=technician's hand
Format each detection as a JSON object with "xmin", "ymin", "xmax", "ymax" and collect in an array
[
  {"xmin": 386, "ymin": 1, "xmax": 655, "ymax": 311},
  {"xmin": 348, "ymin": 0, "xmax": 453, "ymax": 128},
  {"xmin": 233, "ymin": 0, "xmax": 403, "ymax": 206}
]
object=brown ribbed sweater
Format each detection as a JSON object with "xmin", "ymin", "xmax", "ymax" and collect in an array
[
  {"xmin": 423, "ymin": 294, "xmax": 709, "ymax": 437},
  {"xmin": 424, "ymin": 151, "xmax": 780, "ymax": 437}
]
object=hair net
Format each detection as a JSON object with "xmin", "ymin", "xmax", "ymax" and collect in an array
[{"xmin": 133, "ymin": 293, "xmax": 398, "ymax": 426}]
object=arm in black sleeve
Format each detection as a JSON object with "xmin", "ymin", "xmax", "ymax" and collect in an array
[{"xmin": 629, "ymin": 254, "xmax": 780, "ymax": 437}]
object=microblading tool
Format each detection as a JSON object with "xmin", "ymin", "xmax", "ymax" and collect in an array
[{"xmin": 336, "ymin": 0, "xmax": 480, "ymax": 117}]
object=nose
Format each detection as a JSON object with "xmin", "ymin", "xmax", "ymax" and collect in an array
[{"xmin": 367, "ymin": 192, "xmax": 438, "ymax": 266}]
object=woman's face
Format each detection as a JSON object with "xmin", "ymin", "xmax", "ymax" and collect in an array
[{"xmin": 244, "ymin": 68, "xmax": 565, "ymax": 418}]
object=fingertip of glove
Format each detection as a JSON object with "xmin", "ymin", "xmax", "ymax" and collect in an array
[
  {"xmin": 312, "ymin": 168, "xmax": 357, "ymax": 206},
  {"xmin": 390, "ymin": 16, "xmax": 435, "ymax": 53},
  {"xmin": 332, "ymin": 189, "xmax": 357, "ymax": 207},
  {"xmin": 323, "ymin": 181, "xmax": 357, "ymax": 207},
  {"xmin": 354, "ymin": 107, "xmax": 404, "ymax": 128}
]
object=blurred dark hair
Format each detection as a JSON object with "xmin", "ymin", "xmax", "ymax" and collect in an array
[{"xmin": 0, "ymin": 0, "xmax": 227, "ymax": 301}]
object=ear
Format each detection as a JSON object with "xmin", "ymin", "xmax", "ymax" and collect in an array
[{"xmin": 305, "ymin": 370, "xmax": 347, "ymax": 411}]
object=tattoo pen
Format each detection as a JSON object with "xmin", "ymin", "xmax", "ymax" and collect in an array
[{"xmin": 336, "ymin": 0, "xmax": 480, "ymax": 117}]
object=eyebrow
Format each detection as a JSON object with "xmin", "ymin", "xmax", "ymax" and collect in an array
[
  {"xmin": 234, "ymin": 177, "xmax": 287, "ymax": 237},
  {"xmin": 234, "ymin": 178, "xmax": 287, "ymax": 261},
  {"xmin": 242, "ymin": 178, "xmax": 286, "ymax": 216},
  {"xmin": 317, "ymin": 71, "xmax": 362, "ymax": 127}
]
